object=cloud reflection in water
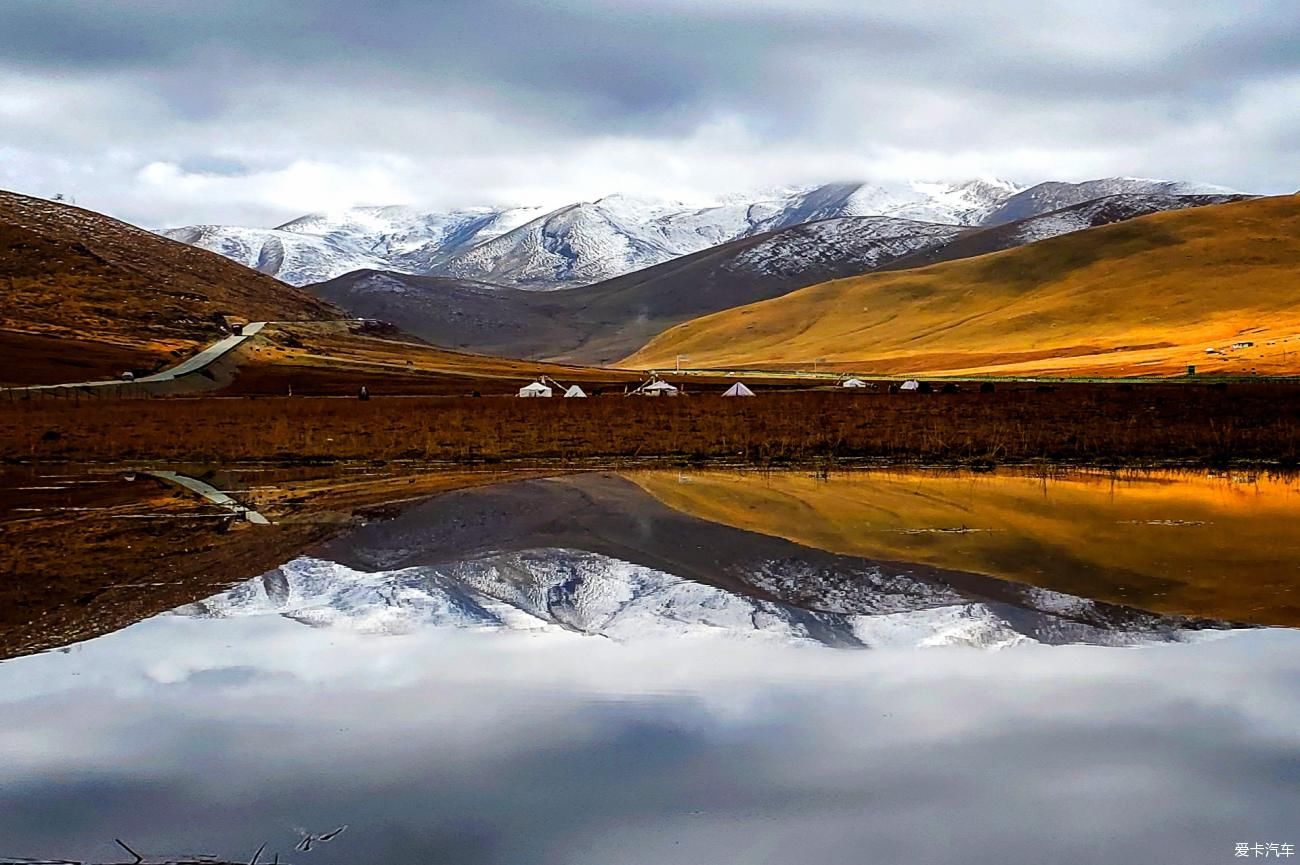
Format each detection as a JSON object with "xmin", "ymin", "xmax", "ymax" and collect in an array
[{"xmin": 0, "ymin": 614, "xmax": 1297, "ymax": 865}]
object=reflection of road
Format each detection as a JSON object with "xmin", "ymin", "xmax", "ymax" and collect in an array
[
  {"xmin": 147, "ymin": 470, "xmax": 271, "ymax": 525},
  {"xmin": 8, "ymin": 321, "xmax": 266, "ymax": 392}
]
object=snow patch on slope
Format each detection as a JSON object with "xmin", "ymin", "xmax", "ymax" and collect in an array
[{"xmin": 728, "ymin": 216, "xmax": 968, "ymax": 278}]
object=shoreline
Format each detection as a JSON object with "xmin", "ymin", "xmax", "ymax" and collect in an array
[{"xmin": 4, "ymin": 384, "xmax": 1299, "ymax": 468}]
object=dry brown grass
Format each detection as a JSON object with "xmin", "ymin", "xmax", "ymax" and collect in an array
[
  {"xmin": 5, "ymin": 383, "xmax": 1300, "ymax": 466},
  {"xmin": 630, "ymin": 195, "xmax": 1300, "ymax": 377}
]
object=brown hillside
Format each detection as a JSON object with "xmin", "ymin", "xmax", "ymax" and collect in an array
[
  {"xmin": 0, "ymin": 190, "xmax": 338, "ymax": 384},
  {"xmin": 628, "ymin": 195, "xmax": 1300, "ymax": 377}
]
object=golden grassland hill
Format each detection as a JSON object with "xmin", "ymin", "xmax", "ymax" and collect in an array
[
  {"xmin": 628, "ymin": 195, "xmax": 1300, "ymax": 378},
  {"xmin": 0, "ymin": 190, "xmax": 338, "ymax": 385},
  {"xmin": 308, "ymin": 193, "xmax": 1243, "ymax": 367},
  {"xmin": 628, "ymin": 468, "xmax": 1300, "ymax": 627},
  {"xmin": 206, "ymin": 320, "xmax": 647, "ymax": 396}
]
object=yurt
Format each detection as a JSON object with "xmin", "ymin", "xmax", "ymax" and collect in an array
[
  {"xmin": 563, "ymin": 385, "xmax": 588, "ymax": 398},
  {"xmin": 640, "ymin": 381, "xmax": 680, "ymax": 397},
  {"xmin": 841, "ymin": 378, "xmax": 867, "ymax": 388},
  {"xmin": 518, "ymin": 381, "xmax": 553, "ymax": 398},
  {"xmin": 722, "ymin": 382, "xmax": 755, "ymax": 397},
  {"xmin": 900, "ymin": 379, "xmax": 921, "ymax": 391}
]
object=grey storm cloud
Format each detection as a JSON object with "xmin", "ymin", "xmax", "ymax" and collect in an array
[
  {"xmin": 0, "ymin": 0, "xmax": 935, "ymax": 131},
  {"xmin": 0, "ymin": 0, "xmax": 1297, "ymax": 225}
]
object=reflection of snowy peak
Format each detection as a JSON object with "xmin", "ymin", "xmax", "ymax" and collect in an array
[
  {"xmin": 179, "ymin": 553, "xmax": 860, "ymax": 646},
  {"xmin": 176, "ymin": 550, "xmax": 1217, "ymax": 650}
]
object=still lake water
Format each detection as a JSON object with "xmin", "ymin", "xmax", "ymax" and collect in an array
[{"xmin": 1, "ymin": 468, "xmax": 1298, "ymax": 864}]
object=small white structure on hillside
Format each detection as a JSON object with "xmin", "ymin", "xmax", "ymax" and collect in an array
[
  {"xmin": 518, "ymin": 381, "xmax": 553, "ymax": 398},
  {"xmin": 841, "ymin": 378, "xmax": 866, "ymax": 388},
  {"xmin": 638, "ymin": 380, "xmax": 680, "ymax": 397},
  {"xmin": 900, "ymin": 379, "xmax": 921, "ymax": 391},
  {"xmin": 564, "ymin": 385, "xmax": 588, "ymax": 398},
  {"xmin": 722, "ymin": 382, "xmax": 755, "ymax": 397}
]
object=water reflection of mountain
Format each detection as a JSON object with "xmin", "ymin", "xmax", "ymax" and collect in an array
[
  {"xmin": 630, "ymin": 469, "xmax": 1300, "ymax": 627},
  {"xmin": 179, "ymin": 474, "xmax": 1231, "ymax": 648}
]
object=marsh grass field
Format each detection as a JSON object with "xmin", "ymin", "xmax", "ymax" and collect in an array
[{"xmin": 6, "ymin": 381, "xmax": 1300, "ymax": 467}]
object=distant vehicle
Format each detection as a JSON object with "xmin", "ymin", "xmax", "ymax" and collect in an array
[
  {"xmin": 841, "ymin": 378, "xmax": 867, "ymax": 388},
  {"xmin": 1232, "ymin": 341, "xmax": 1255, "ymax": 349},
  {"xmin": 1205, "ymin": 347, "xmax": 1218, "ymax": 354},
  {"xmin": 120, "ymin": 371, "xmax": 135, "ymax": 382},
  {"xmin": 231, "ymin": 323, "xmax": 243, "ymax": 335}
]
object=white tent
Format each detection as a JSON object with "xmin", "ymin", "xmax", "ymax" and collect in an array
[
  {"xmin": 563, "ymin": 385, "xmax": 587, "ymax": 398},
  {"xmin": 640, "ymin": 381, "xmax": 679, "ymax": 397},
  {"xmin": 900, "ymin": 379, "xmax": 921, "ymax": 391},
  {"xmin": 841, "ymin": 378, "xmax": 866, "ymax": 388},
  {"xmin": 518, "ymin": 381, "xmax": 553, "ymax": 398},
  {"xmin": 722, "ymin": 382, "xmax": 755, "ymax": 397}
]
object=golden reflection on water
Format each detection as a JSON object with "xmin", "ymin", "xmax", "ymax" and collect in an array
[{"xmin": 627, "ymin": 469, "xmax": 1300, "ymax": 626}]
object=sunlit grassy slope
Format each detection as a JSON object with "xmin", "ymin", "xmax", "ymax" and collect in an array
[
  {"xmin": 628, "ymin": 196, "xmax": 1300, "ymax": 377},
  {"xmin": 628, "ymin": 469, "xmax": 1300, "ymax": 626}
]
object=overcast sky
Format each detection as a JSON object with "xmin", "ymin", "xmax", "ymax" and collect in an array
[{"xmin": 1, "ymin": 0, "xmax": 1297, "ymax": 227}]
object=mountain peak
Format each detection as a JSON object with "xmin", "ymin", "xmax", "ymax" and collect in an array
[{"xmin": 164, "ymin": 176, "xmax": 1239, "ymax": 288}]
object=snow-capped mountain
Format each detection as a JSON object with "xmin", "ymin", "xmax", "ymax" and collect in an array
[
  {"xmin": 432, "ymin": 180, "xmax": 1022, "ymax": 288},
  {"xmin": 982, "ymin": 177, "xmax": 1239, "ymax": 225},
  {"xmin": 174, "ymin": 549, "xmax": 1226, "ymax": 650},
  {"xmin": 725, "ymin": 215, "xmax": 968, "ymax": 279},
  {"xmin": 161, "ymin": 203, "xmax": 544, "ymax": 286},
  {"xmin": 161, "ymin": 176, "xmax": 1241, "ymax": 290},
  {"xmin": 159, "ymin": 223, "xmax": 392, "ymax": 287},
  {"xmin": 1002, "ymin": 191, "xmax": 1246, "ymax": 244}
]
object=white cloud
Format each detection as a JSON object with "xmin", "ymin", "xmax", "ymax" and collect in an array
[{"xmin": 0, "ymin": 0, "xmax": 1296, "ymax": 226}]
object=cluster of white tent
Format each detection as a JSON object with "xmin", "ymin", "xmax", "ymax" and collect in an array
[
  {"xmin": 517, "ymin": 377, "xmax": 761, "ymax": 398},
  {"xmin": 517, "ymin": 375, "xmax": 928, "ymax": 398},
  {"xmin": 840, "ymin": 377, "xmax": 921, "ymax": 390},
  {"xmin": 518, "ymin": 380, "xmax": 588, "ymax": 398}
]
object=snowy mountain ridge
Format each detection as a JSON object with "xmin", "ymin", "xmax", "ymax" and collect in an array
[{"xmin": 161, "ymin": 176, "xmax": 1241, "ymax": 289}]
